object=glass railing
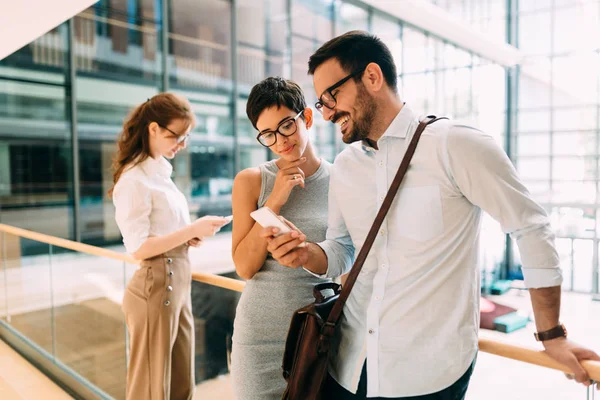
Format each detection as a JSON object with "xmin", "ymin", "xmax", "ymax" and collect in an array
[
  {"xmin": 0, "ymin": 222, "xmax": 599, "ymax": 399},
  {"xmin": 0, "ymin": 223, "xmax": 243, "ymax": 399}
]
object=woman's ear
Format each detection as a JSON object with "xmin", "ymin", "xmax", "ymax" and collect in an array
[
  {"xmin": 148, "ymin": 121, "xmax": 159, "ymax": 138},
  {"xmin": 303, "ymin": 107, "xmax": 313, "ymax": 129}
]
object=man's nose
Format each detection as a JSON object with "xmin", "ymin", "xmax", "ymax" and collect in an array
[{"xmin": 322, "ymin": 106, "xmax": 335, "ymax": 122}]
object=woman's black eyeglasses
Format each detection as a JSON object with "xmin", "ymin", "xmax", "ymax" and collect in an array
[
  {"xmin": 256, "ymin": 111, "xmax": 304, "ymax": 147},
  {"xmin": 314, "ymin": 68, "xmax": 366, "ymax": 113}
]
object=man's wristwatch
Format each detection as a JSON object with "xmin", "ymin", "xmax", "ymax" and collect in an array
[{"xmin": 534, "ymin": 323, "xmax": 567, "ymax": 342}]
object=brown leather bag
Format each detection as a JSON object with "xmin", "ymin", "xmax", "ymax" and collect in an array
[{"xmin": 281, "ymin": 116, "xmax": 447, "ymax": 400}]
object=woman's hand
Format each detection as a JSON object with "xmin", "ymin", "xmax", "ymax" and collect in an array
[
  {"xmin": 267, "ymin": 157, "xmax": 306, "ymax": 209},
  {"xmin": 187, "ymin": 237, "xmax": 203, "ymax": 247},
  {"xmin": 189, "ymin": 216, "xmax": 229, "ymax": 239}
]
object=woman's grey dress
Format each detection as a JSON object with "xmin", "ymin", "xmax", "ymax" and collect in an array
[{"xmin": 231, "ymin": 159, "xmax": 331, "ymax": 400}]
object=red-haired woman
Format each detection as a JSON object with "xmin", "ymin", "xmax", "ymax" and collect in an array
[{"xmin": 110, "ymin": 93, "xmax": 229, "ymax": 400}]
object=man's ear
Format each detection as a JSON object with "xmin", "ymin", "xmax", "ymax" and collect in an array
[
  {"xmin": 363, "ymin": 62, "xmax": 385, "ymax": 92},
  {"xmin": 303, "ymin": 107, "xmax": 313, "ymax": 129}
]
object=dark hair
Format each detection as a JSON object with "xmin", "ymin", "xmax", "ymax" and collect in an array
[
  {"xmin": 246, "ymin": 77, "xmax": 307, "ymax": 130},
  {"xmin": 109, "ymin": 92, "xmax": 195, "ymax": 197},
  {"xmin": 308, "ymin": 30, "xmax": 398, "ymax": 91}
]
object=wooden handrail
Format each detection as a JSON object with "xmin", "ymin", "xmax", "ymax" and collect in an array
[
  {"xmin": 1, "ymin": 223, "xmax": 599, "ymax": 381},
  {"xmin": 0, "ymin": 223, "xmax": 139, "ymax": 265},
  {"xmin": 0, "ymin": 223, "xmax": 243, "ymax": 294},
  {"xmin": 479, "ymin": 337, "xmax": 600, "ymax": 381},
  {"xmin": 192, "ymin": 272, "xmax": 245, "ymax": 293}
]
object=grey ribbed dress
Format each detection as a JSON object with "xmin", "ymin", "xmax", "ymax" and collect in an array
[{"xmin": 231, "ymin": 159, "xmax": 332, "ymax": 400}]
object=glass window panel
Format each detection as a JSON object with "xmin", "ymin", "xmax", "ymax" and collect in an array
[
  {"xmin": 551, "ymin": 207, "xmax": 595, "ymax": 238},
  {"xmin": 443, "ymin": 44, "xmax": 472, "ymax": 69},
  {"xmin": 290, "ymin": 0, "xmax": 333, "ymax": 94},
  {"xmin": 291, "ymin": 35, "xmax": 315, "ymax": 86},
  {"xmin": 518, "ymin": 71, "xmax": 552, "ymax": 109},
  {"xmin": 236, "ymin": 0, "xmax": 287, "ymax": 87},
  {"xmin": 442, "ymin": 68, "xmax": 456, "ymax": 115},
  {"xmin": 371, "ymin": 15, "xmax": 402, "ymax": 74},
  {"xmin": 472, "ymin": 64, "xmax": 506, "ymax": 139},
  {"xmin": 486, "ymin": 18, "xmax": 506, "ymax": 43},
  {"xmin": 0, "ymin": 128, "xmax": 74, "ymax": 244},
  {"xmin": 519, "ymin": 0, "xmax": 553, "ymax": 13},
  {"xmin": 552, "ymin": 156, "xmax": 597, "ymax": 181},
  {"xmin": 553, "ymin": 5, "xmax": 598, "ymax": 54},
  {"xmin": 552, "ymin": 54, "xmax": 600, "ymax": 107},
  {"xmin": 74, "ymin": 5, "xmax": 161, "ymax": 83},
  {"xmin": 555, "ymin": 238, "xmax": 573, "ymax": 289},
  {"xmin": 552, "ymin": 131, "xmax": 597, "ymax": 156},
  {"xmin": 170, "ymin": 0, "xmax": 232, "ymax": 91},
  {"xmin": 517, "ymin": 134, "xmax": 550, "ymax": 156},
  {"xmin": 237, "ymin": 1, "xmax": 267, "ymax": 87},
  {"xmin": 403, "ymin": 74, "xmax": 427, "ymax": 112},
  {"xmin": 518, "ymin": 11, "xmax": 552, "ymax": 55},
  {"xmin": 551, "ymin": 181, "xmax": 596, "ymax": 203},
  {"xmin": 516, "ymin": 109, "xmax": 551, "ymax": 132},
  {"xmin": 266, "ymin": 0, "xmax": 287, "ymax": 53},
  {"xmin": 292, "ymin": 0, "xmax": 333, "ymax": 40},
  {"xmin": 189, "ymin": 145, "xmax": 234, "ymax": 199},
  {"xmin": 553, "ymin": 107, "xmax": 598, "ymax": 131},
  {"xmin": 454, "ymin": 68, "xmax": 472, "ymax": 119},
  {"xmin": 240, "ymin": 146, "xmax": 268, "ymax": 170},
  {"xmin": 0, "ymin": 24, "xmax": 68, "ymax": 84},
  {"xmin": 337, "ymin": 3, "xmax": 369, "ymax": 32},
  {"xmin": 402, "ymin": 28, "xmax": 429, "ymax": 73},
  {"xmin": 516, "ymin": 157, "xmax": 550, "ymax": 180},
  {"xmin": 573, "ymin": 239, "xmax": 594, "ymax": 292},
  {"xmin": 0, "ymin": 80, "xmax": 67, "ymax": 121}
]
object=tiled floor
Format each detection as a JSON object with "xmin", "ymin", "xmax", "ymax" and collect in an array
[{"xmin": 0, "ymin": 340, "xmax": 72, "ymax": 400}]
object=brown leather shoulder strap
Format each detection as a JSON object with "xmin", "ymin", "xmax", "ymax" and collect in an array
[{"xmin": 324, "ymin": 115, "xmax": 448, "ymax": 328}]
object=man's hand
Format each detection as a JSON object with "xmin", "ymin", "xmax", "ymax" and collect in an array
[
  {"xmin": 543, "ymin": 337, "xmax": 600, "ymax": 388},
  {"xmin": 259, "ymin": 217, "xmax": 308, "ymax": 268}
]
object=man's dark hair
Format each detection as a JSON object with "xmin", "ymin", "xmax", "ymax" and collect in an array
[
  {"xmin": 246, "ymin": 77, "xmax": 307, "ymax": 130},
  {"xmin": 308, "ymin": 30, "xmax": 398, "ymax": 91}
]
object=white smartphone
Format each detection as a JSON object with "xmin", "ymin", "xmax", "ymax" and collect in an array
[
  {"xmin": 250, "ymin": 207, "xmax": 306, "ymax": 247},
  {"xmin": 250, "ymin": 207, "xmax": 291, "ymax": 236},
  {"xmin": 214, "ymin": 215, "xmax": 233, "ymax": 234}
]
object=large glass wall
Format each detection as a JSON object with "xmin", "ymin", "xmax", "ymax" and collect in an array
[
  {"xmin": 0, "ymin": 23, "xmax": 75, "ymax": 256},
  {"xmin": 427, "ymin": 0, "xmax": 600, "ymax": 293},
  {"xmin": 513, "ymin": 1, "xmax": 600, "ymax": 293},
  {"xmin": 431, "ymin": 0, "xmax": 508, "ymax": 43},
  {"xmin": 0, "ymin": 0, "xmax": 508, "ymax": 256}
]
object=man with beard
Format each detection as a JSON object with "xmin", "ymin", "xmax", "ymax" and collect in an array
[{"xmin": 261, "ymin": 30, "xmax": 600, "ymax": 399}]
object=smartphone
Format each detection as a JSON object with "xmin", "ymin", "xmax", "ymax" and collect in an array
[
  {"xmin": 250, "ymin": 207, "xmax": 305, "ymax": 247},
  {"xmin": 214, "ymin": 215, "xmax": 233, "ymax": 234},
  {"xmin": 250, "ymin": 207, "xmax": 291, "ymax": 236}
]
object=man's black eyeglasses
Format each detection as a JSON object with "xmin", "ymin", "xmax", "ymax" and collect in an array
[{"xmin": 314, "ymin": 68, "xmax": 366, "ymax": 113}]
